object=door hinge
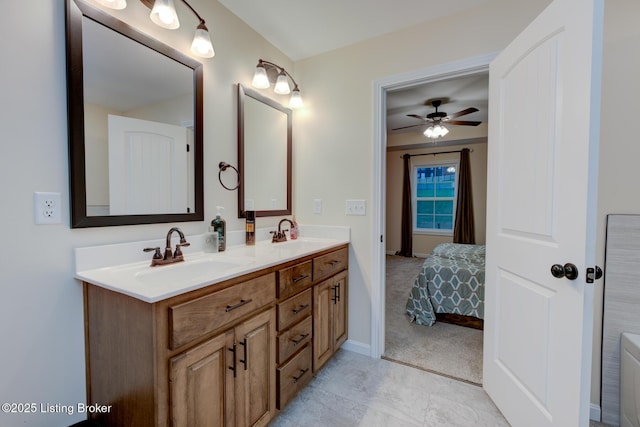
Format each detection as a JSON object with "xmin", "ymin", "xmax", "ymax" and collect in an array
[
  {"xmin": 586, "ymin": 266, "xmax": 603, "ymax": 284},
  {"xmin": 186, "ymin": 144, "xmax": 190, "ymax": 152},
  {"xmin": 380, "ymin": 234, "xmax": 383, "ymax": 243}
]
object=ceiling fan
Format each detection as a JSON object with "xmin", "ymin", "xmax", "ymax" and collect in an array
[{"xmin": 392, "ymin": 99, "xmax": 481, "ymax": 135}]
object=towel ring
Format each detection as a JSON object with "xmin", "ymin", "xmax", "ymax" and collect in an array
[{"xmin": 218, "ymin": 162, "xmax": 239, "ymax": 191}]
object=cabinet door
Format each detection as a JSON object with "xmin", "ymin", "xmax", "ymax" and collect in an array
[
  {"xmin": 313, "ymin": 278, "xmax": 333, "ymax": 372},
  {"xmin": 332, "ymin": 270, "xmax": 348, "ymax": 350},
  {"xmin": 170, "ymin": 330, "xmax": 235, "ymax": 427},
  {"xmin": 234, "ymin": 308, "xmax": 276, "ymax": 427}
]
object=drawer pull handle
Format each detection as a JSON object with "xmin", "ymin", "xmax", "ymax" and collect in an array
[
  {"xmin": 292, "ymin": 274, "xmax": 309, "ymax": 283},
  {"xmin": 238, "ymin": 338, "xmax": 248, "ymax": 370},
  {"xmin": 292, "ymin": 304, "xmax": 310, "ymax": 314},
  {"xmin": 291, "ymin": 333, "xmax": 310, "ymax": 344},
  {"xmin": 328, "ymin": 260, "xmax": 341, "ymax": 266},
  {"xmin": 292, "ymin": 368, "xmax": 309, "ymax": 383},
  {"xmin": 228, "ymin": 344, "xmax": 237, "ymax": 378},
  {"xmin": 226, "ymin": 299, "xmax": 253, "ymax": 312},
  {"xmin": 331, "ymin": 283, "xmax": 340, "ymax": 303}
]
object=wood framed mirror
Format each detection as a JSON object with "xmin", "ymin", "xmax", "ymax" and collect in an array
[
  {"xmin": 65, "ymin": 0, "xmax": 204, "ymax": 228},
  {"xmin": 237, "ymin": 84, "xmax": 292, "ymax": 218}
]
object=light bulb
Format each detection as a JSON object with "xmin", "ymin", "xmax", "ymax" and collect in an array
[
  {"xmin": 150, "ymin": 0, "xmax": 180, "ymax": 30},
  {"xmin": 289, "ymin": 88, "xmax": 304, "ymax": 108},
  {"xmin": 424, "ymin": 126, "xmax": 435, "ymax": 138},
  {"xmin": 274, "ymin": 72, "xmax": 290, "ymax": 94},
  {"xmin": 95, "ymin": 0, "xmax": 127, "ymax": 9},
  {"xmin": 252, "ymin": 65, "xmax": 270, "ymax": 89},
  {"xmin": 191, "ymin": 25, "xmax": 214, "ymax": 58}
]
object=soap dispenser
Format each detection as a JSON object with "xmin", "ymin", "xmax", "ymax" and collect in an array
[{"xmin": 211, "ymin": 206, "xmax": 226, "ymax": 251}]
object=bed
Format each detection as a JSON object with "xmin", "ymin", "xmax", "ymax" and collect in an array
[{"xmin": 406, "ymin": 243, "xmax": 485, "ymax": 327}]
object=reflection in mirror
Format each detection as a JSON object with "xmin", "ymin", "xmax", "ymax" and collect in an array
[
  {"xmin": 237, "ymin": 84, "xmax": 291, "ymax": 218},
  {"xmin": 66, "ymin": 0, "xmax": 203, "ymax": 227}
]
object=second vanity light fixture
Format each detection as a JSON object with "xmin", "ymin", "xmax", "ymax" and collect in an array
[
  {"xmin": 94, "ymin": 0, "xmax": 215, "ymax": 58},
  {"xmin": 252, "ymin": 59, "xmax": 304, "ymax": 108}
]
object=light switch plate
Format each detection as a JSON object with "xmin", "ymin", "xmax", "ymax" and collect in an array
[
  {"xmin": 345, "ymin": 199, "xmax": 366, "ymax": 216},
  {"xmin": 313, "ymin": 199, "xmax": 322, "ymax": 214}
]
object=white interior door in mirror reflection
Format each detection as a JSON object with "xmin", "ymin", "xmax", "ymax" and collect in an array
[
  {"xmin": 244, "ymin": 96, "xmax": 288, "ymax": 210},
  {"xmin": 107, "ymin": 115, "xmax": 191, "ymax": 215}
]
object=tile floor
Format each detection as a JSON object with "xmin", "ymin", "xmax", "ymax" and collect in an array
[
  {"xmin": 270, "ymin": 349, "xmax": 614, "ymax": 427},
  {"xmin": 269, "ymin": 349, "xmax": 509, "ymax": 427}
]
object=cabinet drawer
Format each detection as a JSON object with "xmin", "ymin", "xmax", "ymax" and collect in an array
[
  {"xmin": 277, "ymin": 315, "xmax": 312, "ymax": 364},
  {"xmin": 277, "ymin": 288, "xmax": 312, "ymax": 331},
  {"xmin": 313, "ymin": 247, "xmax": 348, "ymax": 281},
  {"xmin": 169, "ymin": 273, "xmax": 275, "ymax": 349},
  {"xmin": 277, "ymin": 261, "xmax": 312, "ymax": 299},
  {"xmin": 277, "ymin": 344, "xmax": 312, "ymax": 409}
]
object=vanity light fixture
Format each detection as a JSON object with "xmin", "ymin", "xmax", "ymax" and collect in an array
[
  {"xmin": 252, "ymin": 59, "xmax": 303, "ymax": 108},
  {"xmin": 97, "ymin": 0, "xmax": 215, "ymax": 58}
]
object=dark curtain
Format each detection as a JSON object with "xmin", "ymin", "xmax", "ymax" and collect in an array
[
  {"xmin": 396, "ymin": 154, "xmax": 413, "ymax": 257},
  {"xmin": 453, "ymin": 148, "xmax": 475, "ymax": 244}
]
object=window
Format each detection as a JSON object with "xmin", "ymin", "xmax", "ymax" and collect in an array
[{"xmin": 413, "ymin": 161, "xmax": 459, "ymax": 234}]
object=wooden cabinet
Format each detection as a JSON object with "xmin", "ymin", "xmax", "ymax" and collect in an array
[
  {"xmin": 169, "ymin": 308, "xmax": 275, "ymax": 427},
  {"xmin": 313, "ymin": 269, "xmax": 348, "ymax": 372},
  {"xmin": 84, "ymin": 271, "xmax": 276, "ymax": 427},
  {"xmin": 83, "ymin": 243, "xmax": 348, "ymax": 426}
]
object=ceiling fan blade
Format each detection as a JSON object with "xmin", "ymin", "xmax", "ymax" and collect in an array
[
  {"xmin": 445, "ymin": 107, "xmax": 479, "ymax": 120},
  {"xmin": 445, "ymin": 120, "xmax": 482, "ymax": 126},
  {"xmin": 406, "ymin": 114, "xmax": 427, "ymax": 120},
  {"xmin": 391, "ymin": 123, "xmax": 427, "ymax": 131}
]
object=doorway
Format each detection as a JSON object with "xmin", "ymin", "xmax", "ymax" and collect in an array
[
  {"xmin": 370, "ymin": 53, "xmax": 496, "ymax": 364},
  {"xmin": 381, "ymin": 72, "xmax": 489, "ymax": 384}
]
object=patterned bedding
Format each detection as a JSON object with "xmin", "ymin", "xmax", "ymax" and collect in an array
[{"xmin": 406, "ymin": 244, "xmax": 485, "ymax": 326}]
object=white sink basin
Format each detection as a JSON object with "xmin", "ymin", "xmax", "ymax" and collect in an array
[{"xmin": 133, "ymin": 255, "xmax": 255, "ymax": 285}]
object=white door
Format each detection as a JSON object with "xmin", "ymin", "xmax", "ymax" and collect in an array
[
  {"xmin": 483, "ymin": 0, "xmax": 603, "ymax": 426},
  {"xmin": 108, "ymin": 115, "xmax": 189, "ymax": 215}
]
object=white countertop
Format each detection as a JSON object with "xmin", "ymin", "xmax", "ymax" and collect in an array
[{"xmin": 75, "ymin": 225, "xmax": 349, "ymax": 303}]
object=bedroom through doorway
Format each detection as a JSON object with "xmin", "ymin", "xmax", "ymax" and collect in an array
[{"xmin": 382, "ymin": 71, "xmax": 489, "ymax": 385}]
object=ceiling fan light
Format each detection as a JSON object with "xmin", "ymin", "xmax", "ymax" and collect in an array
[
  {"xmin": 424, "ymin": 126, "xmax": 435, "ymax": 138},
  {"xmin": 252, "ymin": 64, "xmax": 270, "ymax": 89},
  {"xmin": 95, "ymin": 0, "xmax": 127, "ymax": 9},
  {"xmin": 150, "ymin": 0, "xmax": 180, "ymax": 30},
  {"xmin": 274, "ymin": 71, "xmax": 291, "ymax": 94},
  {"xmin": 439, "ymin": 125, "xmax": 449, "ymax": 137}
]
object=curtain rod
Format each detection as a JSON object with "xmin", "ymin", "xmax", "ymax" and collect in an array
[{"xmin": 400, "ymin": 148, "xmax": 473, "ymax": 158}]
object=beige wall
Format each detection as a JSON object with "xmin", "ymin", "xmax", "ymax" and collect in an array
[
  {"xmin": 592, "ymin": 0, "xmax": 640, "ymax": 411},
  {"xmin": 385, "ymin": 141, "xmax": 488, "ymax": 256},
  {"xmin": 0, "ymin": 1, "xmax": 296, "ymax": 425},
  {"xmin": 2, "ymin": 0, "xmax": 635, "ymax": 424},
  {"xmin": 293, "ymin": 0, "xmax": 551, "ymax": 364}
]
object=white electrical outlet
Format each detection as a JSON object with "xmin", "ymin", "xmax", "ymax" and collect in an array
[
  {"xmin": 34, "ymin": 192, "xmax": 62, "ymax": 224},
  {"xmin": 313, "ymin": 199, "xmax": 322, "ymax": 214},
  {"xmin": 345, "ymin": 199, "xmax": 366, "ymax": 216}
]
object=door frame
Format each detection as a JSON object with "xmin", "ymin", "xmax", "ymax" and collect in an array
[{"xmin": 370, "ymin": 52, "xmax": 498, "ymax": 358}]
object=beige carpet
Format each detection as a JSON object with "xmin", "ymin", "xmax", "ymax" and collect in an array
[{"xmin": 383, "ymin": 255, "xmax": 484, "ymax": 385}]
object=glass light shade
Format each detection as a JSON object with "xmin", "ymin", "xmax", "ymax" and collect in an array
[
  {"xmin": 424, "ymin": 126, "xmax": 435, "ymax": 138},
  {"xmin": 252, "ymin": 65, "xmax": 270, "ymax": 89},
  {"xmin": 274, "ymin": 72, "xmax": 291, "ymax": 94},
  {"xmin": 150, "ymin": 0, "xmax": 180, "ymax": 30},
  {"xmin": 191, "ymin": 26, "xmax": 215, "ymax": 58},
  {"xmin": 95, "ymin": 0, "xmax": 127, "ymax": 9},
  {"xmin": 289, "ymin": 88, "xmax": 304, "ymax": 109}
]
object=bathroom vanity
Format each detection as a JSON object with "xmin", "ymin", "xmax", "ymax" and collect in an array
[{"xmin": 76, "ymin": 233, "xmax": 348, "ymax": 427}]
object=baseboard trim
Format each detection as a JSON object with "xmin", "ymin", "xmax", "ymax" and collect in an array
[
  {"xmin": 341, "ymin": 339, "xmax": 370, "ymax": 356},
  {"xmin": 590, "ymin": 403, "xmax": 601, "ymax": 422}
]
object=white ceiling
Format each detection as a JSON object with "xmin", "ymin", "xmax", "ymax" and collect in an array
[
  {"xmin": 217, "ymin": 0, "xmax": 490, "ymax": 136},
  {"xmin": 217, "ymin": 0, "xmax": 492, "ymax": 61}
]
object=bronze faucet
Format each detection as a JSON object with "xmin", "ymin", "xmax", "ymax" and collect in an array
[
  {"xmin": 143, "ymin": 227, "xmax": 191, "ymax": 266},
  {"xmin": 270, "ymin": 219, "xmax": 294, "ymax": 243}
]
